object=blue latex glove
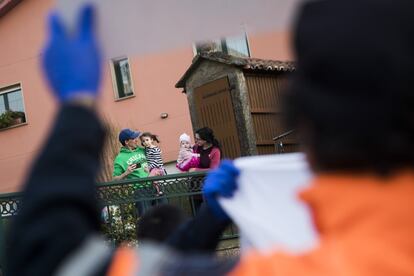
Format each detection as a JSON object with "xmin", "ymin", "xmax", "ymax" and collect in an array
[
  {"xmin": 42, "ymin": 5, "xmax": 102, "ymax": 102},
  {"xmin": 203, "ymin": 160, "xmax": 240, "ymax": 221}
]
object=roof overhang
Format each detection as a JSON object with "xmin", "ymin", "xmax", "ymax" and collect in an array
[
  {"xmin": 0, "ymin": 0, "xmax": 23, "ymax": 18},
  {"xmin": 176, "ymin": 51, "xmax": 295, "ymax": 90}
]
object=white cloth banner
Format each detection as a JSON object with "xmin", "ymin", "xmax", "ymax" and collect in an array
[
  {"xmin": 56, "ymin": 0, "xmax": 300, "ymax": 58},
  {"xmin": 219, "ymin": 153, "xmax": 319, "ymax": 254}
]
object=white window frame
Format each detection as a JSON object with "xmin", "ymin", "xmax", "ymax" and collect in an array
[
  {"xmin": 0, "ymin": 82, "xmax": 28, "ymax": 130},
  {"xmin": 109, "ymin": 57, "xmax": 136, "ymax": 101},
  {"xmin": 193, "ymin": 32, "xmax": 251, "ymax": 57}
]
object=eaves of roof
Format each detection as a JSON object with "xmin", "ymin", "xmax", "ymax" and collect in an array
[
  {"xmin": 0, "ymin": 0, "xmax": 23, "ymax": 18},
  {"xmin": 176, "ymin": 51, "xmax": 295, "ymax": 89}
]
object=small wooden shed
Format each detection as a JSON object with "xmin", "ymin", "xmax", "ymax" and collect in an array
[{"xmin": 176, "ymin": 52, "xmax": 296, "ymax": 159}]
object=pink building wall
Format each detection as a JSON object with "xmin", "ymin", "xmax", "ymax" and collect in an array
[{"xmin": 0, "ymin": 0, "xmax": 292, "ymax": 193}]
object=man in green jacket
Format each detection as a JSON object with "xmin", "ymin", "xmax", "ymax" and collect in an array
[
  {"xmin": 113, "ymin": 128, "xmax": 152, "ymax": 215},
  {"xmin": 113, "ymin": 128, "xmax": 149, "ymax": 182}
]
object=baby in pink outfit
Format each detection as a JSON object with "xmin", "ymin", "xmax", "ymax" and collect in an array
[{"xmin": 176, "ymin": 133, "xmax": 200, "ymax": 172}]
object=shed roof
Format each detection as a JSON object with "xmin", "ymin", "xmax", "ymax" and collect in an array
[
  {"xmin": 176, "ymin": 51, "xmax": 295, "ymax": 88},
  {"xmin": 0, "ymin": 0, "xmax": 22, "ymax": 18}
]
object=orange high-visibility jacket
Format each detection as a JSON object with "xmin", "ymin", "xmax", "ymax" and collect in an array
[{"xmin": 230, "ymin": 172, "xmax": 414, "ymax": 276}]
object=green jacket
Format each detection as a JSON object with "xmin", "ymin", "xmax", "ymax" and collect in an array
[{"xmin": 113, "ymin": 146, "xmax": 150, "ymax": 188}]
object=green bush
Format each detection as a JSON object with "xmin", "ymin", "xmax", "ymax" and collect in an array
[
  {"xmin": 0, "ymin": 110, "xmax": 25, "ymax": 129},
  {"xmin": 101, "ymin": 203, "xmax": 138, "ymax": 246}
]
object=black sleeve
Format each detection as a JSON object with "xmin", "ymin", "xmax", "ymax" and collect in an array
[
  {"xmin": 167, "ymin": 203, "xmax": 231, "ymax": 253},
  {"xmin": 6, "ymin": 104, "xmax": 107, "ymax": 276}
]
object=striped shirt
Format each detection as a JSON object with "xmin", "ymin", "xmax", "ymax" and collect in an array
[{"xmin": 145, "ymin": 146, "xmax": 164, "ymax": 169}]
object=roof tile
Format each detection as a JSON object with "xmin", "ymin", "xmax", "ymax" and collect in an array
[{"xmin": 176, "ymin": 51, "xmax": 295, "ymax": 88}]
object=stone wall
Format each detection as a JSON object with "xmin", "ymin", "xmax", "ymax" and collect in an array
[{"xmin": 184, "ymin": 60, "xmax": 257, "ymax": 156}]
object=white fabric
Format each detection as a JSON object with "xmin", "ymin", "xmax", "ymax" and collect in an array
[
  {"xmin": 56, "ymin": 0, "xmax": 300, "ymax": 58},
  {"xmin": 219, "ymin": 153, "xmax": 319, "ymax": 255},
  {"xmin": 179, "ymin": 133, "xmax": 191, "ymax": 143}
]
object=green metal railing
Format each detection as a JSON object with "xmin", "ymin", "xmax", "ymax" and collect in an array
[
  {"xmin": 0, "ymin": 171, "xmax": 238, "ymax": 271},
  {"xmin": 0, "ymin": 191, "xmax": 21, "ymax": 218},
  {"xmin": 0, "ymin": 171, "xmax": 208, "ymax": 217},
  {"xmin": 97, "ymin": 171, "xmax": 238, "ymax": 245},
  {"xmin": 97, "ymin": 171, "xmax": 208, "ymax": 205}
]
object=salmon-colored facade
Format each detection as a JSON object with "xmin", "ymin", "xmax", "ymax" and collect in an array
[{"xmin": 0, "ymin": 0, "xmax": 292, "ymax": 192}]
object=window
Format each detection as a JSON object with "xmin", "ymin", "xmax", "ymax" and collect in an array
[
  {"xmin": 195, "ymin": 33, "xmax": 250, "ymax": 57},
  {"xmin": 0, "ymin": 84, "xmax": 26, "ymax": 129},
  {"xmin": 111, "ymin": 57, "xmax": 134, "ymax": 99}
]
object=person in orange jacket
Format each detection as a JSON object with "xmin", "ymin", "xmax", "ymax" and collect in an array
[
  {"xmin": 7, "ymin": 0, "xmax": 414, "ymax": 275},
  {"xmin": 154, "ymin": 1, "xmax": 414, "ymax": 273},
  {"xmin": 198, "ymin": 0, "xmax": 414, "ymax": 275}
]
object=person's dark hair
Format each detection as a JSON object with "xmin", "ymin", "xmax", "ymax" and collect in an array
[
  {"xmin": 140, "ymin": 132, "xmax": 160, "ymax": 145},
  {"xmin": 195, "ymin": 127, "xmax": 220, "ymax": 149},
  {"xmin": 285, "ymin": 0, "xmax": 414, "ymax": 175},
  {"xmin": 137, "ymin": 204, "xmax": 187, "ymax": 243}
]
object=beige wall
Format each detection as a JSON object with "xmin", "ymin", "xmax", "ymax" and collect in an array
[
  {"xmin": 98, "ymin": 48, "xmax": 195, "ymax": 165},
  {"xmin": 0, "ymin": 0, "xmax": 291, "ymax": 193},
  {"xmin": 0, "ymin": 0, "xmax": 54, "ymax": 193},
  {"xmin": 249, "ymin": 30, "xmax": 293, "ymax": 61}
]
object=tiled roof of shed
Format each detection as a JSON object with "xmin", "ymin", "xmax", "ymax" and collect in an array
[
  {"xmin": 176, "ymin": 51, "xmax": 295, "ymax": 88},
  {"xmin": 0, "ymin": 0, "xmax": 22, "ymax": 17}
]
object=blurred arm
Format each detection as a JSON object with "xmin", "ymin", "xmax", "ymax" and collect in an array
[
  {"xmin": 167, "ymin": 203, "xmax": 231, "ymax": 253},
  {"xmin": 7, "ymin": 103, "xmax": 111, "ymax": 275},
  {"xmin": 168, "ymin": 160, "xmax": 239, "ymax": 253}
]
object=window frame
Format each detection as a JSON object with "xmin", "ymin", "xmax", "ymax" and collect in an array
[
  {"xmin": 109, "ymin": 56, "xmax": 136, "ymax": 101},
  {"xmin": 222, "ymin": 33, "xmax": 251, "ymax": 57},
  {"xmin": 193, "ymin": 32, "xmax": 251, "ymax": 57},
  {"xmin": 0, "ymin": 82, "xmax": 28, "ymax": 131}
]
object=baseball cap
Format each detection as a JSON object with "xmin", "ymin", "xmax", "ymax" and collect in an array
[{"xmin": 119, "ymin": 128, "xmax": 141, "ymax": 145}]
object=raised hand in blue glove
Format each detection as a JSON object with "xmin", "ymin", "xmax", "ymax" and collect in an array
[
  {"xmin": 203, "ymin": 160, "xmax": 240, "ymax": 221},
  {"xmin": 42, "ymin": 5, "xmax": 102, "ymax": 102}
]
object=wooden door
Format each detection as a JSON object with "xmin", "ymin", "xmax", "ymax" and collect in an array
[
  {"xmin": 194, "ymin": 77, "xmax": 241, "ymax": 159},
  {"xmin": 246, "ymin": 73, "xmax": 296, "ymax": 154}
]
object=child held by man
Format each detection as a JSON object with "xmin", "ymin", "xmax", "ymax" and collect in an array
[{"xmin": 140, "ymin": 132, "xmax": 166, "ymax": 195}]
